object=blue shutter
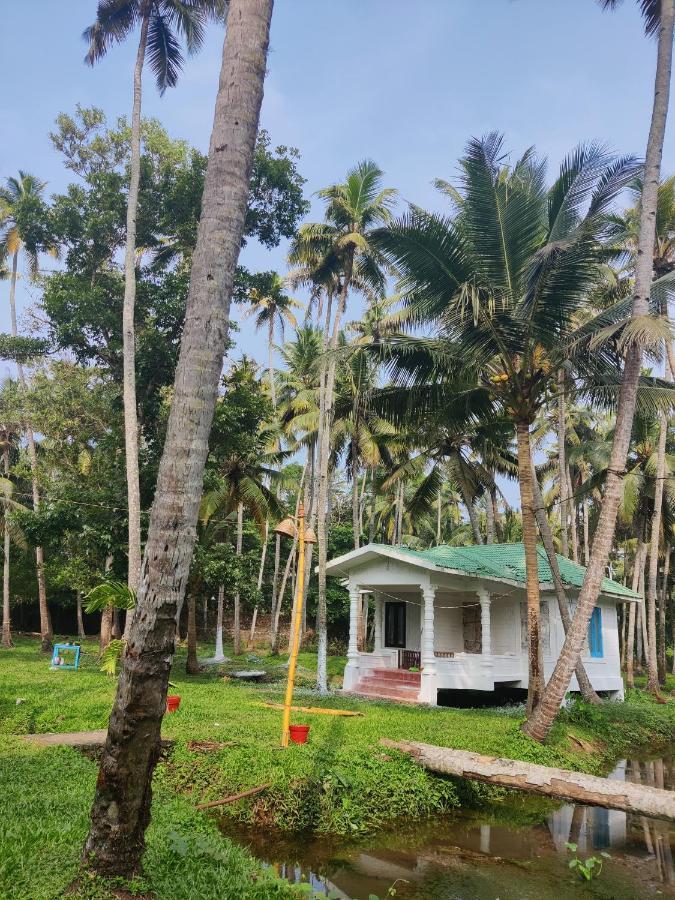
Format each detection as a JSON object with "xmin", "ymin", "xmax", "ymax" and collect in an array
[{"xmin": 588, "ymin": 607, "xmax": 603, "ymax": 658}]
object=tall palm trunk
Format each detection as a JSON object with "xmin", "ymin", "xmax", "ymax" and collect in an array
[
  {"xmin": 9, "ymin": 250, "xmax": 51, "ymax": 650},
  {"xmin": 121, "ymin": 14, "xmax": 150, "ymax": 637},
  {"xmin": 485, "ymin": 489, "xmax": 495, "ymax": 544},
  {"xmin": 455, "ymin": 458, "xmax": 482, "ymax": 545},
  {"xmin": 557, "ymin": 370, "xmax": 570, "ymax": 558},
  {"xmin": 317, "ymin": 257, "xmax": 353, "ymax": 693},
  {"xmin": 352, "ymin": 464, "xmax": 361, "ymax": 550},
  {"xmin": 77, "ymin": 592, "xmax": 85, "ymax": 639},
  {"xmin": 267, "ymin": 317, "xmax": 276, "ymax": 407},
  {"xmin": 213, "ymin": 584, "xmax": 226, "ymax": 661},
  {"xmin": 523, "ymin": 0, "xmax": 674, "ymax": 742},
  {"xmin": 626, "ymin": 539, "xmax": 644, "ymax": 689},
  {"xmin": 530, "ymin": 456, "xmax": 599, "ymax": 704},
  {"xmin": 249, "ymin": 518, "xmax": 269, "ymax": 644},
  {"xmin": 99, "ymin": 553, "xmax": 115, "ymax": 653},
  {"xmin": 436, "ymin": 487, "xmax": 442, "ymax": 544},
  {"xmin": 516, "ymin": 421, "xmax": 544, "ymax": 714},
  {"xmin": 658, "ymin": 544, "xmax": 670, "ymax": 684},
  {"xmin": 567, "ymin": 466, "xmax": 579, "ymax": 564},
  {"xmin": 233, "ymin": 501, "xmax": 244, "ymax": 657},
  {"xmin": 1, "ymin": 442, "xmax": 11, "ymax": 648},
  {"xmin": 646, "ymin": 408, "xmax": 667, "ymax": 695},
  {"xmin": 582, "ymin": 492, "xmax": 590, "ymax": 565},
  {"xmin": 82, "ymin": 1, "xmax": 273, "ymax": 874},
  {"xmin": 185, "ymin": 594, "xmax": 200, "ymax": 675}
]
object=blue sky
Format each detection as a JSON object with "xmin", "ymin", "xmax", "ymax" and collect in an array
[{"xmin": 1, "ymin": 0, "xmax": 672, "ymax": 505}]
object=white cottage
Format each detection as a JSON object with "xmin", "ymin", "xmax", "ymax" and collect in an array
[{"xmin": 327, "ymin": 542, "xmax": 639, "ymax": 705}]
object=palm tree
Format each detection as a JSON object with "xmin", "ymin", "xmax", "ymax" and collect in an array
[
  {"xmin": 83, "ymin": 0, "xmax": 225, "ymax": 611},
  {"xmin": 0, "ymin": 424, "xmax": 27, "ymax": 649},
  {"xmin": 372, "ymin": 135, "xmax": 640, "ymax": 714},
  {"xmin": 83, "ymin": 0, "xmax": 273, "ymax": 875},
  {"xmin": 243, "ymin": 272, "xmax": 302, "ymax": 407},
  {"xmin": 0, "ymin": 173, "xmax": 53, "ymax": 651},
  {"xmin": 290, "ymin": 160, "xmax": 397, "ymax": 692},
  {"xmin": 525, "ymin": 0, "xmax": 675, "ymax": 740}
]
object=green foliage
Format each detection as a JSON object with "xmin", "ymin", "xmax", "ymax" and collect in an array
[
  {"xmin": 84, "ymin": 581, "xmax": 136, "ymax": 613},
  {"xmin": 0, "ymin": 334, "xmax": 49, "ymax": 362},
  {"xmin": 566, "ymin": 842, "xmax": 611, "ymax": 881},
  {"xmin": 99, "ymin": 639, "xmax": 126, "ymax": 676}
]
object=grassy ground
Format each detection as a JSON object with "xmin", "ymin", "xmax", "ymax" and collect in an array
[{"xmin": 1, "ymin": 635, "xmax": 674, "ymax": 899}]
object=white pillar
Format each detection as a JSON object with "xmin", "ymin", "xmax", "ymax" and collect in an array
[
  {"xmin": 478, "ymin": 588, "xmax": 493, "ymax": 686},
  {"xmin": 342, "ymin": 582, "xmax": 361, "ymax": 691},
  {"xmin": 479, "ymin": 589, "xmax": 492, "ymax": 657},
  {"xmin": 374, "ymin": 593, "xmax": 383, "ymax": 651},
  {"xmin": 419, "ymin": 584, "xmax": 438, "ymax": 704}
]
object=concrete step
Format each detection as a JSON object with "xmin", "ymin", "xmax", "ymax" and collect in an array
[
  {"xmin": 358, "ymin": 676, "xmax": 421, "ymax": 693},
  {"xmin": 350, "ymin": 684, "xmax": 421, "ymax": 703}
]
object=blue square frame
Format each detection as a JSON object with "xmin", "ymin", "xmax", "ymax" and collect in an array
[{"xmin": 50, "ymin": 643, "xmax": 81, "ymax": 670}]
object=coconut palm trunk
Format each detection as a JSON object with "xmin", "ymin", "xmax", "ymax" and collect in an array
[
  {"xmin": 82, "ymin": 0, "xmax": 273, "ymax": 874},
  {"xmin": 8, "ymin": 250, "xmax": 51, "ymax": 650},
  {"xmin": 516, "ymin": 421, "xmax": 544, "ymax": 714},
  {"xmin": 658, "ymin": 544, "xmax": 670, "ymax": 683},
  {"xmin": 121, "ymin": 13, "xmax": 149, "ymax": 640},
  {"xmin": 557, "ymin": 370, "xmax": 570, "ymax": 558},
  {"xmin": 316, "ymin": 254, "xmax": 353, "ymax": 692},
  {"xmin": 248, "ymin": 518, "xmax": 269, "ymax": 644},
  {"xmin": 530, "ymin": 457, "xmax": 599, "ymax": 703},
  {"xmin": 186, "ymin": 594, "xmax": 200, "ymax": 675},
  {"xmin": 352, "ymin": 465, "xmax": 361, "ymax": 550},
  {"xmin": 77, "ymin": 593, "xmax": 85, "ymax": 639},
  {"xmin": 523, "ymin": 0, "xmax": 675, "ymax": 742},
  {"xmin": 456, "ymin": 462, "xmax": 482, "ymax": 545},
  {"xmin": 626, "ymin": 539, "xmax": 645, "ymax": 689},
  {"xmin": 233, "ymin": 500, "xmax": 244, "ymax": 657},
  {"xmin": 1, "ymin": 441, "xmax": 11, "ymax": 649},
  {"xmin": 645, "ymin": 408, "xmax": 667, "ymax": 695},
  {"xmin": 267, "ymin": 316, "xmax": 276, "ymax": 407},
  {"xmin": 213, "ymin": 584, "xmax": 226, "ymax": 661}
]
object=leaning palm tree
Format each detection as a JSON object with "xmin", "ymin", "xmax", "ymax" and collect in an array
[
  {"xmin": 372, "ymin": 135, "xmax": 641, "ymax": 714},
  {"xmin": 524, "ymin": 0, "xmax": 675, "ymax": 740},
  {"xmin": 83, "ymin": 0, "xmax": 273, "ymax": 875},
  {"xmin": 290, "ymin": 160, "xmax": 397, "ymax": 693},
  {"xmin": 0, "ymin": 173, "xmax": 53, "ymax": 650},
  {"xmin": 242, "ymin": 272, "xmax": 302, "ymax": 407},
  {"xmin": 83, "ymin": 0, "xmax": 226, "ymax": 609}
]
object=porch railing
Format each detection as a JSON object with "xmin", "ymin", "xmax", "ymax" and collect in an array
[{"xmin": 398, "ymin": 649, "xmax": 421, "ymax": 670}]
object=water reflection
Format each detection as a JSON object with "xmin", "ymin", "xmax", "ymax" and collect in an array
[{"xmin": 224, "ymin": 755, "xmax": 674, "ymax": 900}]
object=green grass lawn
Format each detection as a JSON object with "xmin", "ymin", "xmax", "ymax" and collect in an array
[{"xmin": 1, "ymin": 635, "xmax": 674, "ymax": 899}]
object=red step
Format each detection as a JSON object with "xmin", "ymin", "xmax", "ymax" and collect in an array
[{"xmin": 368, "ymin": 668, "xmax": 421, "ymax": 685}]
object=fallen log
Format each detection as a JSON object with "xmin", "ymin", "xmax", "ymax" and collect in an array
[
  {"xmin": 196, "ymin": 783, "xmax": 271, "ymax": 810},
  {"xmin": 380, "ymin": 740, "xmax": 675, "ymax": 823}
]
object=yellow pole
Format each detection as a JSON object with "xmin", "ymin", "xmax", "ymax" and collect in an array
[{"xmin": 281, "ymin": 503, "xmax": 305, "ymax": 747}]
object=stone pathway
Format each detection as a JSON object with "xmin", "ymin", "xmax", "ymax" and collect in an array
[
  {"xmin": 21, "ymin": 729, "xmax": 109, "ymax": 749},
  {"xmin": 21, "ymin": 730, "xmax": 174, "ymax": 750}
]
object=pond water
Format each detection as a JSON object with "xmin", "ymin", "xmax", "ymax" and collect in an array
[{"xmin": 222, "ymin": 754, "xmax": 675, "ymax": 899}]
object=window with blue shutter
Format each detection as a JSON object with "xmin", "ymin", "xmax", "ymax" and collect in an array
[{"xmin": 588, "ymin": 607, "xmax": 603, "ymax": 658}]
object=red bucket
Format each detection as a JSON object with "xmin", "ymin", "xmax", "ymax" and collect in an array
[
  {"xmin": 289, "ymin": 724, "xmax": 310, "ymax": 745},
  {"xmin": 166, "ymin": 694, "xmax": 181, "ymax": 713}
]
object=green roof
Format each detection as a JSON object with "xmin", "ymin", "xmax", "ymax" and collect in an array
[{"xmin": 372, "ymin": 542, "xmax": 639, "ymax": 600}]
